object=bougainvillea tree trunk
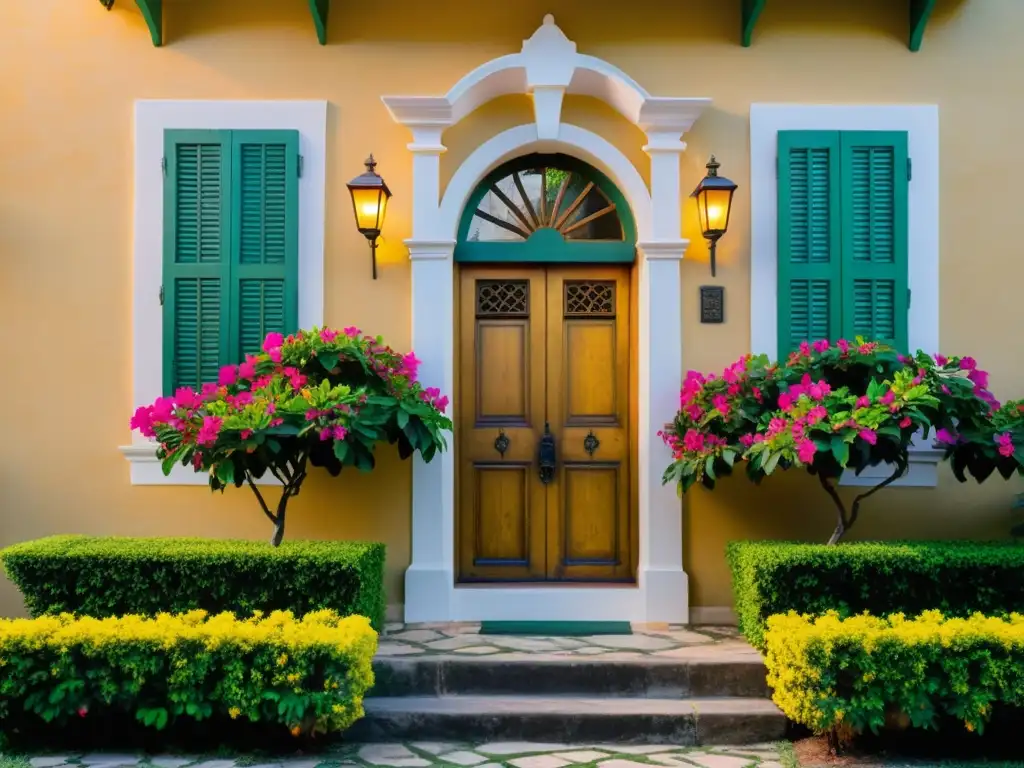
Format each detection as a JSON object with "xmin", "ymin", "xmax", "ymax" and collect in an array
[
  {"xmin": 246, "ymin": 451, "xmax": 308, "ymax": 547},
  {"xmin": 817, "ymin": 458, "xmax": 906, "ymax": 545}
]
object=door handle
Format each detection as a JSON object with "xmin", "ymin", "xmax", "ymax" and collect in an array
[{"xmin": 538, "ymin": 422, "xmax": 556, "ymax": 485}]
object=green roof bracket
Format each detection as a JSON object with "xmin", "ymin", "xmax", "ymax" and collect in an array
[
  {"xmin": 308, "ymin": 0, "xmax": 330, "ymax": 45},
  {"xmin": 741, "ymin": 0, "xmax": 767, "ymax": 47},
  {"xmin": 909, "ymin": 0, "xmax": 937, "ymax": 51},
  {"xmin": 98, "ymin": 0, "xmax": 162, "ymax": 46},
  {"xmin": 135, "ymin": 0, "xmax": 163, "ymax": 47}
]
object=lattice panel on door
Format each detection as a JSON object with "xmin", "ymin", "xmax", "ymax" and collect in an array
[
  {"xmin": 476, "ymin": 280, "xmax": 530, "ymax": 317},
  {"xmin": 564, "ymin": 280, "xmax": 615, "ymax": 317}
]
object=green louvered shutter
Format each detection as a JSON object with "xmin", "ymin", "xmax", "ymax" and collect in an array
[
  {"xmin": 228, "ymin": 130, "xmax": 300, "ymax": 360},
  {"xmin": 162, "ymin": 130, "xmax": 232, "ymax": 395},
  {"xmin": 777, "ymin": 131, "xmax": 843, "ymax": 356},
  {"xmin": 839, "ymin": 131, "xmax": 909, "ymax": 351}
]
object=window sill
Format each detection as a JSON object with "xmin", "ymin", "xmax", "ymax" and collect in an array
[
  {"xmin": 119, "ymin": 443, "xmax": 281, "ymax": 486},
  {"xmin": 838, "ymin": 443, "xmax": 944, "ymax": 488}
]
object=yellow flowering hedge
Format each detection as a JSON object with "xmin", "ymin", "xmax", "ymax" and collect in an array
[
  {"xmin": 727, "ymin": 540, "xmax": 1024, "ymax": 651},
  {"xmin": 0, "ymin": 609, "xmax": 377, "ymax": 739},
  {"xmin": 765, "ymin": 610, "xmax": 1024, "ymax": 738}
]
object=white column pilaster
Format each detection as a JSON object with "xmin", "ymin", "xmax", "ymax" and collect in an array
[
  {"xmin": 408, "ymin": 127, "xmax": 446, "ymax": 238},
  {"xmin": 405, "ymin": 238, "xmax": 457, "ymax": 622},
  {"xmin": 404, "ymin": 126, "xmax": 457, "ymax": 622},
  {"xmin": 637, "ymin": 242, "xmax": 688, "ymax": 623},
  {"xmin": 637, "ymin": 128, "xmax": 691, "ymax": 622}
]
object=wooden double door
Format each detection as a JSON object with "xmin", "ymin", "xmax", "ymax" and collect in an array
[{"xmin": 457, "ymin": 265, "xmax": 635, "ymax": 583}]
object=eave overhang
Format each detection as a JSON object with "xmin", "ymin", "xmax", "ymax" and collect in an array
[
  {"xmin": 742, "ymin": 0, "xmax": 940, "ymax": 52},
  {"xmin": 98, "ymin": 0, "xmax": 331, "ymax": 47},
  {"xmin": 97, "ymin": 0, "xmax": 942, "ymax": 51}
]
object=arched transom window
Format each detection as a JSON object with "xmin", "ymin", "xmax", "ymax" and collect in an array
[{"xmin": 455, "ymin": 154, "xmax": 636, "ymax": 263}]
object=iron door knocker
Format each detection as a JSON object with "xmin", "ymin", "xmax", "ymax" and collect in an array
[{"xmin": 494, "ymin": 429, "xmax": 510, "ymax": 458}]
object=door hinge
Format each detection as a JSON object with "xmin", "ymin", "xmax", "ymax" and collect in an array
[
  {"xmin": 907, "ymin": 288, "xmax": 912, "ymax": 308},
  {"xmin": 775, "ymin": 155, "xmax": 778, "ymax": 178},
  {"xmin": 161, "ymin": 156, "xmax": 167, "ymax": 176},
  {"xmin": 907, "ymin": 157, "xmax": 912, "ymax": 181},
  {"xmin": 159, "ymin": 284, "xmax": 164, "ymax": 306},
  {"xmin": 297, "ymin": 154, "xmax": 304, "ymax": 178}
]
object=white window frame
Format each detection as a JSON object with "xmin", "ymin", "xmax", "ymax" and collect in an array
[
  {"xmin": 120, "ymin": 100, "xmax": 328, "ymax": 485},
  {"xmin": 750, "ymin": 104, "xmax": 943, "ymax": 487}
]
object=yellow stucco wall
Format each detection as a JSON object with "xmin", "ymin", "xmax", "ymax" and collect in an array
[{"xmin": 1, "ymin": 0, "xmax": 1021, "ymax": 618}]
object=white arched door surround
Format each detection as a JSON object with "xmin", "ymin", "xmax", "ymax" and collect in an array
[{"xmin": 383, "ymin": 15, "xmax": 711, "ymax": 622}]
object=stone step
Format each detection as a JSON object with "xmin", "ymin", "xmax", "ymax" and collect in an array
[
  {"xmin": 349, "ymin": 695, "xmax": 787, "ymax": 745},
  {"xmin": 371, "ymin": 656, "xmax": 771, "ymax": 699}
]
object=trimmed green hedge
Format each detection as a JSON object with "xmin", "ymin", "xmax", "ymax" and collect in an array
[
  {"xmin": 727, "ymin": 540, "xmax": 1024, "ymax": 650},
  {"xmin": 765, "ymin": 611, "xmax": 1024, "ymax": 737},
  {"xmin": 0, "ymin": 536, "xmax": 386, "ymax": 631},
  {"xmin": 0, "ymin": 609, "xmax": 377, "ymax": 746}
]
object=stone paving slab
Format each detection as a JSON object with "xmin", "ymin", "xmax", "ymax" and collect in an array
[
  {"xmin": 375, "ymin": 624, "xmax": 744, "ymax": 660},
  {"xmin": 9, "ymin": 741, "xmax": 782, "ymax": 768}
]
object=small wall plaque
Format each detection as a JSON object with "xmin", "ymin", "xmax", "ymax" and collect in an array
[{"xmin": 700, "ymin": 286, "xmax": 725, "ymax": 324}]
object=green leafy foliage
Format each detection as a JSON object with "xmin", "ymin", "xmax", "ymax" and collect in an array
[
  {"xmin": 663, "ymin": 340, "xmax": 1022, "ymax": 496},
  {"xmin": 0, "ymin": 609, "xmax": 376, "ymax": 744},
  {"xmin": 727, "ymin": 540, "xmax": 1024, "ymax": 651},
  {"xmin": 0, "ymin": 536, "xmax": 386, "ymax": 631},
  {"xmin": 765, "ymin": 611, "xmax": 1024, "ymax": 738},
  {"xmin": 131, "ymin": 327, "xmax": 452, "ymax": 543},
  {"xmin": 661, "ymin": 339, "xmax": 1023, "ymax": 542}
]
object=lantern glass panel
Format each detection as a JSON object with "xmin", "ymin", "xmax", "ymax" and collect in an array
[
  {"xmin": 698, "ymin": 187, "xmax": 733, "ymax": 236},
  {"xmin": 351, "ymin": 187, "xmax": 386, "ymax": 234}
]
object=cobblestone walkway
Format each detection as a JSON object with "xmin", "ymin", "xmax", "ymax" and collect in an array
[
  {"xmin": 377, "ymin": 624, "xmax": 756, "ymax": 660},
  {"xmin": 26, "ymin": 742, "xmax": 785, "ymax": 768}
]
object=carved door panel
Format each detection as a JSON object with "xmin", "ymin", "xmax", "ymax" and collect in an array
[
  {"xmin": 457, "ymin": 265, "xmax": 632, "ymax": 583},
  {"xmin": 545, "ymin": 267, "xmax": 632, "ymax": 581},
  {"xmin": 457, "ymin": 268, "xmax": 548, "ymax": 581}
]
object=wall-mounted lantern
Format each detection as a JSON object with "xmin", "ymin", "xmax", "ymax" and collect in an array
[
  {"xmin": 690, "ymin": 155, "xmax": 737, "ymax": 278},
  {"xmin": 347, "ymin": 154, "xmax": 392, "ymax": 280}
]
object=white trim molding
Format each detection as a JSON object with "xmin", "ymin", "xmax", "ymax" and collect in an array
[
  {"xmin": 749, "ymin": 103, "xmax": 940, "ymax": 488},
  {"xmin": 120, "ymin": 100, "xmax": 328, "ymax": 485},
  {"xmin": 438, "ymin": 124, "xmax": 654, "ymax": 240},
  {"xmin": 385, "ymin": 15, "xmax": 710, "ymax": 623},
  {"xmin": 839, "ymin": 443, "xmax": 944, "ymax": 487}
]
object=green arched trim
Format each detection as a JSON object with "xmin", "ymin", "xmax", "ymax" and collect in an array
[{"xmin": 455, "ymin": 153, "xmax": 637, "ymax": 264}]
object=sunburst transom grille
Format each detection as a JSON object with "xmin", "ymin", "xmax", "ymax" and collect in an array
[{"xmin": 467, "ymin": 165, "xmax": 624, "ymax": 243}]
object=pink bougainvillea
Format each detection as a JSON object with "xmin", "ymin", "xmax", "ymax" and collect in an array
[
  {"xmin": 131, "ymin": 327, "xmax": 453, "ymax": 545},
  {"xmin": 661, "ymin": 337, "xmax": 1024, "ymax": 544}
]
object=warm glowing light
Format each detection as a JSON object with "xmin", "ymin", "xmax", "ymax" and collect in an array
[
  {"xmin": 689, "ymin": 155, "xmax": 738, "ymax": 277},
  {"xmin": 694, "ymin": 189, "xmax": 732, "ymax": 235},
  {"xmin": 349, "ymin": 181, "xmax": 389, "ymax": 236},
  {"xmin": 346, "ymin": 154, "xmax": 393, "ymax": 279}
]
